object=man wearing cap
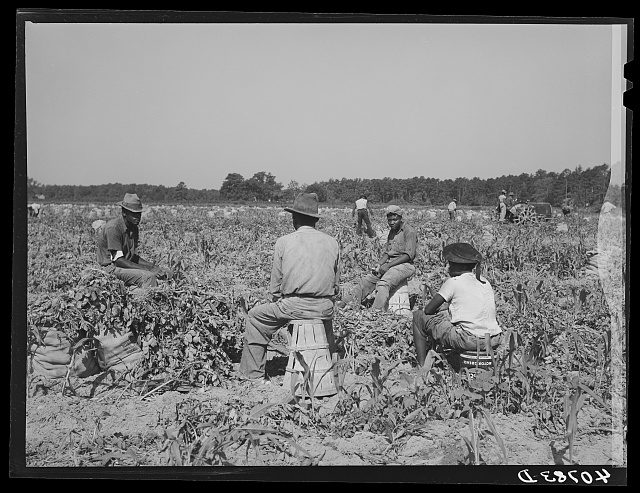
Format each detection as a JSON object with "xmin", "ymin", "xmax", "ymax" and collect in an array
[
  {"xmin": 447, "ymin": 198, "xmax": 458, "ymax": 221},
  {"xmin": 96, "ymin": 193, "xmax": 172, "ymax": 288},
  {"xmin": 351, "ymin": 205, "xmax": 417, "ymax": 311},
  {"xmin": 497, "ymin": 190, "xmax": 507, "ymax": 222},
  {"xmin": 237, "ymin": 193, "xmax": 341, "ymax": 383},
  {"xmin": 352, "ymin": 194, "xmax": 376, "ymax": 238},
  {"xmin": 412, "ymin": 243, "xmax": 503, "ymax": 366}
]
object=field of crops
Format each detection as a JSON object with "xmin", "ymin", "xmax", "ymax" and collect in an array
[{"xmin": 24, "ymin": 202, "xmax": 627, "ymax": 470}]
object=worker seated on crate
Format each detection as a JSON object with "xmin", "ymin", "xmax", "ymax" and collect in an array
[
  {"xmin": 412, "ymin": 243, "xmax": 503, "ymax": 367},
  {"xmin": 237, "ymin": 193, "xmax": 341, "ymax": 383},
  {"xmin": 96, "ymin": 193, "xmax": 173, "ymax": 289},
  {"xmin": 351, "ymin": 205, "xmax": 417, "ymax": 311}
]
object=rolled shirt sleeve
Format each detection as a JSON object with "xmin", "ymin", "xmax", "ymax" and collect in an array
[{"xmin": 105, "ymin": 223, "xmax": 124, "ymax": 253}]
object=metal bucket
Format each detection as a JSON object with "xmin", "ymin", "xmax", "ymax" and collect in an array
[{"xmin": 459, "ymin": 351, "xmax": 494, "ymax": 371}]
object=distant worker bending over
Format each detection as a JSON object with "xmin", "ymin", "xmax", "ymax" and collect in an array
[
  {"xmin": 96, "ymin": 193, "xmax": 172, "ymax": 289},
  {"xmin": 412, "ymin": 243, "xmax": 503, "ymax": 366},
  {"xmin": 237, "ymin": 193, "xmax": 341, "ymax": 384},
  {"xmin": 352, "ymin": 194, "xmax": 376, "ymax": 238},
  {"xmin": 352, "ymin": 205, "xmax": 417, "ymax": 311}
]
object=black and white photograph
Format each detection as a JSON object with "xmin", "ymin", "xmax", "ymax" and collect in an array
[{"xmin": 12, "ymin": 11, "xmax": 631, "ymax": 483}]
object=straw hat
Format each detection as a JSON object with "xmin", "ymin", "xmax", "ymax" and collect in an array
[
  {"xmin": 119, "ymin": 193, "xmax": 144, "ymax": 212},
  {"xmin": 284, "ymin": 193, "xmax": 320, "ymax": 218}
]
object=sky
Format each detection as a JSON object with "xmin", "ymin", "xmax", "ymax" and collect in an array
[{"xmin": 23, "ymin": 18, "xmax": 627, "ymax": 190}]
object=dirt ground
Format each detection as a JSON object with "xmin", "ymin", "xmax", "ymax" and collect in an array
[{"xmin": 25, "ymin": 357, "xmax": 621, "ymax": 470}]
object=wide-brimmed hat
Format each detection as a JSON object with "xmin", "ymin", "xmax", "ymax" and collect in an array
[
  {"xmin": 284, "ymin": 193, "xmax": 320, "ymax": 218},
  {"xmin": 443, "ymin": 242, "xmax": 485, "ymax": 283},
  {"xmin": 119, "ymin": 193, "xmax": 144, "ymax": 212},
  {"xmin": 443, "ymin": 243, "xmax": 482, "ymax": 264},
  {"xmin": 385, "ymin": 205, "xmax": 404, "ymax": 216},
  {"xmin": 508, "ymin": 192, "xmax": 515, "ymax": 196}
]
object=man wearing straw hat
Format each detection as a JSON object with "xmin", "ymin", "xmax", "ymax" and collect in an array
[
  {"xmin": 411, "ymin": 243, "xmax": 503, "ymax": 367},
  {"xmin": 96, "ymin": 193, "xmax": 172, "ymax": 288},
  {"xmin": 351, "ymin": 205, "xmax": 417, "ymax": 311},
  {"xmin": 237, "ymin": 193, "xmax": 341, "ymax": 383}
]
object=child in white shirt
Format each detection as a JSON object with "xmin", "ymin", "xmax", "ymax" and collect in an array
[{"xmin": 412, "ymin": 242, "xmax": 503, "ymax": 366}]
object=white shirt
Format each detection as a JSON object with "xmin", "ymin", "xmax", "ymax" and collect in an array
[
  {"xmin": 447, "ymin": 201, "xmax": 457, "ymax": 211},
  {"xmin": 355, "ymin": 198, "xmax": 368, "ymax": 210},
  {"xmin": 498, "ymin": 194, "xmax": 506, "ymax": 203},
  {"xmin": 437, "ymin": 272, "xmax": 502, "ymax": 337}
]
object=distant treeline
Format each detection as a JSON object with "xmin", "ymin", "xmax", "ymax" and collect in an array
[{"xmin": 28, "ymin": 163, "xmax": 623, "ymax": 209}]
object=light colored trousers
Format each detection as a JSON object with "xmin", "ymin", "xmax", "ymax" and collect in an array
[
  {"xmin": 239, "ymin": 296, "xmax": 335, "ymax": 379},
  {"xmin": 413, "ymin": 309, "xmax": 502, "ymax": 352},
  {"xmin": 353, "ymin": 263, "xmax": 415, "ymax": 310},
  {"xmin": 105, "ymin": 265, "xmax": 158, "ymax": 288},
  {"xmin": 499, "ymin": 203, "xmax": 507, "ymax": 221}
]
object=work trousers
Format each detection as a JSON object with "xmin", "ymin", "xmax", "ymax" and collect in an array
[
  {"xmin": 353, "ymin": 262, "xmax": 415, "ymax": 310},
  {"xmin": 105, "ymin": 265, "xmax": 158, "ymax": 288},
  {"xmin": 499, "ymin": 203, "xmax": 507, "ymax": 221},
  {"xmin": 355, "ymin": 209, "xmax": 376, "ymax": 238},
  {"xmin": 412, "ymin": 309, "xmax": 502, "ymax": 352},
  {"xmin": 238, "ymin": 296, "xmax": 335, "ymax": 379},
  {"xmin": 449, "ymin": 210, "xmax": 456, "ymax": 220}
]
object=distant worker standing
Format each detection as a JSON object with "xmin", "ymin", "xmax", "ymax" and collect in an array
[
  {"xmin": 497, "ymin": 190, "xmax": 507, "ymax": 222},
  {"xmin": 96, "ymin": 193, "xmax": 172, "ymax": 288},
  {"xmin": 352, "ymin": 194, "xmax": 376, "ymax": 238},
  {"xmin": 447, "ymin": 198, "xmax": 458, "ymax": 221},
  {"xmin": 504, "ymin": 192, "xmax": 515, "ymax": 222}
]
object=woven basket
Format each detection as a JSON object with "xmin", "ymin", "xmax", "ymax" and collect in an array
[{"xmin": 282, "ymin": 319, "xmax": 337, "ymax": 397}]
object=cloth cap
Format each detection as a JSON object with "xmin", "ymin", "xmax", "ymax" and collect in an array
[
  {"xmin": 453, "ymin": 198, "xmax": 458, "ymax": 202},
  {"xmin": 284, "ymin": 193, "xmax": 320, "ymax": 218},
  {"xmin": 119, "ymin": 193, "xmax": 144, "ymax": 212},
  {"xmin": 501, "ymin": 190, "xmax": 507, "ymax": 194},
  {"xmin": 385, "ymin": 205, "xmax": 404, "ymax": 216}
]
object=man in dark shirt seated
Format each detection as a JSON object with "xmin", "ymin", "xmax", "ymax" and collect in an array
[
  {"xmin": 96, "ymin": 193, "xmax": 172, "ymax": 289},
  {"xmin": 351, "ymin": 205, "xmax": 417, "ymax": 311}
]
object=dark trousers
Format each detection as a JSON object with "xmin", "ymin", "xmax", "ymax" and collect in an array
[{"xmin": 356, "ymin": 209, "xmax": 375, "ymax": 237}]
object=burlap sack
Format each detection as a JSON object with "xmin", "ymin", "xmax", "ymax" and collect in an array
[
  {"xmin": 96, "ymin": 331, "xmax": 144, "ymax": 372},
  {"xmin": 29, "ymin": 330, "xmax": 72, "ymax": 379},
  {"xmin": 29, "ymin": 331, "xmax": 102, "ymax": 379}
]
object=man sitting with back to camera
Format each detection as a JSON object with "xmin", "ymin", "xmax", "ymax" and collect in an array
[
  {"xmin": 96, "ymin": 193, "xmax": 172, "ymax": 289},
  {"xmin": 236, "ymin": 192, "xmax": 341, "ymax": 385},
  {"xmin": 412, "ymin": 242, "xmax": 503, "ymax": 367}
]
